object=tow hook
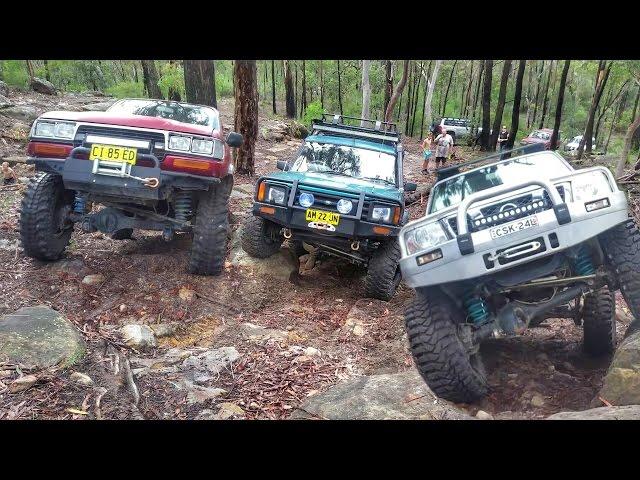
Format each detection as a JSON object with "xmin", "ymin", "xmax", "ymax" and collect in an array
[
  {"xmin": 351, "ymin": 240, "xmax": 360, "ymax": 251},
  {"xmin": 162, "ymin": 227, "xmax": 174, "ymax": 242},
  {"xmin": 283, "ymin": 228, "xmax": 292, "ymax": 239}
]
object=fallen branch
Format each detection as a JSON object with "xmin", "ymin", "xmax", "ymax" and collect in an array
[{"xmin": 94, "ymin": 387, "xmax": 108, "ymax": 420}]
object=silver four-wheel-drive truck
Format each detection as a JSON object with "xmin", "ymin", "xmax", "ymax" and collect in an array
[{"xmin": 398, "ymin": 145, "xmax": 640, "ymax": 403}]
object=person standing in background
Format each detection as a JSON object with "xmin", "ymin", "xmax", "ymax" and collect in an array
[
  {"xmin": 420, "ymin": 133, "xmax": 433, "ymax": 174},
  {"xmin": 498, "ymin": 125, "xmax": 509, "ymax": 159},
  {"xmin": 434, "ymin": 129, "xmax": 454, "ymax": 169}
]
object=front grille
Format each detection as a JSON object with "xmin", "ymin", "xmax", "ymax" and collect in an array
[
  {"xmin": 447, "ymin": 186, "xmax": 566, "ymax": 235},
  {"xmin": 75, "ymin": 124, "xmax": 167, "ymax": 165},
  {"xmin": 293, "ymin": 185, "xmax": 387, "ymax": 219}
]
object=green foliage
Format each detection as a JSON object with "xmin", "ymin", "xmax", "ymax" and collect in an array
[
  {"xmin": 105, "ymin": 80, "xmax": 144, "ymax": 98},
  {"xmin": 302, "ymin": 100, "xmax": 323, "ymax": 127},
  {"xmin": 0, "ymin": 60, "xmax": 29, "ymax": 88},
  {"xmin": 157, "ymin": 62, "xmax": 184, "ymax": 99}
]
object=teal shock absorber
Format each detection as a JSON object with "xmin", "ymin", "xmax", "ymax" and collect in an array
[
  {"xmin": 463, "ymin": 291, "xmax": 490, "ymax": 325},
  {"xmin": 73, "ymin": 194, "xmax": 87, "ymax": 214},
  {"xmin": 573, "ymin": 244, "xmax": 595, "ymax": 276}
]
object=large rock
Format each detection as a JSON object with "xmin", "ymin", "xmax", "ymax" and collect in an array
[
  {"xmin": 228, "ymin": 227, "xmax": 298, "ymax": 281},
  {"xmin": 289, "ymin": 369, "xmax": 472, "ymax": 420},
  {"xmin": 0, "ymin": 80, "xmax": 8, "ymax": 96},
  {"xmin": 597, "ymin": 331, "xmax": 640, "ymax": 406},
  {"xmin": 547, "ymin": 405, "xmax": 640, "ymax": 420},
  {"xmin": 0, "ymin": 306, "xmax": 85, "ymax": 369},
  {"xmin": 81, "ymin": 101, "xmax": 117, "ymax": 112},
  {"xmin": 0, "ymin": 105, "xmax": 39, "ymax": 123},
  {"xmin": 0, "ymin": 94, "xmax": 12, "ymax": 109},
  {"xmin": 30, "ymin": 77, "xmax": 56, "ymax": 95},
  {"xmin": 120, "ymin": 324, "xmax": 157, "ymax": 350},
  {"xmin": 289, "ymin": 121, "xmax": 309, "ymax": 139}
]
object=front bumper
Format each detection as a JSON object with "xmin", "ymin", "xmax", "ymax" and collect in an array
[
  {"xmin": 399, "ymin": 173, "xmax": 629, "ymax": 288},
  {"xmin": 30, "ymin": 151, "xmax": 218, "ymax": 201},
  {"xmin": 252, "ymin": 202, "xmax": 401, "ymax": 240}
]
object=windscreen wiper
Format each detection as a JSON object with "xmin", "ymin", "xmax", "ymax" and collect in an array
[{"xmin": 360, "ymin": 176, "xmax": 395, "ymax": 185}]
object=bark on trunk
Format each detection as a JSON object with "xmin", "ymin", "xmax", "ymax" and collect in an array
[
  {"xmin": 233, "ymin": 60, "xmax": 258, "ymax": 175},
  {"xmin": 360, "ymin": 60, "xmax": 371, "ymax": 125},
  {"xmin": 441, "ymin": 60, "xmax": 458, "ymax": 116},
  {"xmin": 550, "ymin": 60, "xmax": 571, "ymax": 151},
  {"xmin": 577, "ymin": 61, "xmax": 612, "ymax": 159},
  {"xmin": 385, "ymin": 60, "xmax": 410, "ymax": 124},
  {"xmin": 141, "ymin": 60, "xmax": 162, "ymax": 99},
  {"xmin": 616, "ymin": 114, "xmax": 640, "ymax": 177},
  {"xmin": 183, "ymin": 60, "xmax": 217, "ymax": 107},
  {"xmin": 490, "ymin": 60, "xmax": 512, "ymax": 150},
  {"xmin": 420, "ymin": 59, "xmax": 442, "ymax": 131},
  {"xmin": 284, "ymin": 60, "xmax": 296, "ymax": 118},
  {"xmin": 532, "ymin": 61, "xmax": 544, "ymax": 128},
  {"xmin": 480, "ymin": 60, "xmax": 493, "ymax": 151},
  {"xmin": 271, "ymin": 60, "xmax": 276, "ymax": 114},
  {"xmin": 337, "ymin": 60, "xmax": 343, "ymax": 116},
  {"xmin": 507, "ymin": 59, "xmax": 527, "ymax": 149},
  {"xmin": 538, "ymin": 60, "xmax": 555, "ymax": 129},
  {"xmin": 383, "ymin": 60, "xmax": 393, "ymax": 115},
  {"xmin": 301, "ymin": 60, "xmax": 307, "ymax": 116}
]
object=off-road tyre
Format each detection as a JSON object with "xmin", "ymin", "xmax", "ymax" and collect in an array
[
  {"xmin": 405, "ymin": 288, "xmax": 488, "ymax": 403},
  {"xmin": 111, "ymin": 228, "xmax": 133, "ymax": 240},
  {"xmin": 582, "ymin": 287, "xmax": 616, "ymax": 356},
  {"xmin": 599, "ymin": 219, "xmax": 640, "ymax": 319},
  {"xmin": 241, "ymin": 215, "xmax": 283, "ymax": 258},
  {"xmin": 19, "ymin": 173, "xmax": 74, "ymax": 261},
  {"xmin": 364, "ymin": 240, "xmax": 401, "ymax": 301},
  {"xmin": 187, "ymin": 175, "xmax": 233, "ymax": 276}
]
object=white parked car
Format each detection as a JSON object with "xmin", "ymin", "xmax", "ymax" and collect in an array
[{"xmin": 564, "ymin": 135, "xmax": 596, "ymax": 155}]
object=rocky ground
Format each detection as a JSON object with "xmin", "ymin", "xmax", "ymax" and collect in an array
[{"xmin": 1, "ymin": 83, "xmax": 639, "ymax": 420}]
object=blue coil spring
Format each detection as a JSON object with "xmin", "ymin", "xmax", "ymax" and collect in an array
[
  {"xmin": 573, "ymin": 245, "xmax": 595, "ymax": 276},
  {"xmin": 173, "ymin": 192, "xmax": 193, "ymax": 223},
  {"xmin": 463, "ymin": 291, "xmax": 490, "ymax": 325},
  {"xmin": 73, "ymin": 195, "xmax": 86, "ymax": 214}
]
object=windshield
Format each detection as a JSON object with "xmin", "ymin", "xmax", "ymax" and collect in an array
[
  {"xmin": 531, "ymin": 130, "xmax": 551, "ymax": 140},
  {"xmin": 107, "ymin": 99, "xmax": 219, "ymax": 129},
  {"xmin": 429, "ymin": 153, "xmax": 571, "ymax": 213},
  {"xmin": 290, "ymin": 141, "xmax": 397, "ymax": 185}
]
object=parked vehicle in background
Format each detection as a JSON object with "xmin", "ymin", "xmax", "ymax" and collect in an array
[
  {"xmin": 520, "ymin": 128, "xmax": 558, "ymax": 150},
  {"xmin": 564, "ymin": 135, "xmax": 597, "ymax": 155},
  {"xmin": 398, "ymin": 146, "xmax": 640, "ymax": 403},
  {"xmin": 20, "ymin": 98, "xmax": 243, "ymax": 275},
  {"xmin": 241, "ymin": 114, "xmax": 416, "ymax": 301},
  {"xmin": 438, "ymin": 118, "xmax": 484, "ymax": 145}
]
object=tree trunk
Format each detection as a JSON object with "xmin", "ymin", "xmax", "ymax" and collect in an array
[
  {"xmin": 133, "ymin": 62, "xmax": 139, "ymax": 84},
  {"xmin": 441, "ymin": 60, "xmax": 458, "ymax": 116},
  {"xmin": 532, "ymin": 61, "xmax": 544, "ymax": 128},
  {"xmin": 538, "ymin": 60, "xmax": 554, "ymax": 128},
  {"xmin": 319, "ymin": 60, "xmax": 324, "ymax": 109},
  {"xmin": 480, "ymin": 60, "xmax": 493, "ymax": 151},
  {"xmin": 632, "ymin": 85, "xmax": 640, "ymax": 123},
  {"xmin": 577, "ymin": 61, "xmax": 612, "ymax": 159},
  {"xmin": 301, "ymin": 59, "xmax": 307, "ymax": 116},
  {"xmin": 616, "ymin": 114, "xmax": 640, "ymax": 177},
  {"xmin": 490, "ymin": 60, "xmax": 512, "ymax": 150},
  {"xmin": 25, "ymin": 60, "xmax": 34, "ymax": 82},
  {"xmin": 183, "ymin": 60, "xmax": 217, "ymax": 107},
  {"xmin": 410, "ymin": 63, "xmax": 423, "ymax": 136},
  {"xmin": 384, "ymin": 60, "xmax": 409, "ymax": 124},
  {"xmin": 550, "ymin": 60, "xmax": 571, "ymax": 151},
  {"xmin": 271, "ymin": 60, "xmax": 277, "ymax": 114},
  {"xmin": 404, "ymin": 61, "xmax": 414, "ymax": 134},
  {"xmin": 337, "ymin": 60, "xmax": 343, "ymax": 116},
  {"xmin": 284, "ymin": 60, "xmax": 296, "ymax": 118},
  {"xmin": 462, "ymin": 61, "xmax": 474, "ymax": 117},
  {"xmin": 141, "ymin": 60, "xmax": 162, "ymax": 99},
  {"xmin": 43, "ymin": 60, "xmax": 51, "ymax": 81},
  {"xmin": 360, "ymin": 60, "xmax": 371, "ymax": 125},
  {"xmin": 419, "ymin": 61, "xmax": 433, "ymax": 138},
  {"xmin": 233, "ymin": 60, "xmax": 258, "ymax": 175},
  {"xmin": 420, "ymin": 60, "xmax": 442, "ymax": 130},
  {"xmin": 383, "ymin": 60, "xmax": 393, "ymax": 115},
  {"xmin": 507, "ymin": 59, "xmax": 527, "ymax": 149},
  {"xmin": 605, "ymin": 94, "xmax": 624, "ymax": 154},
  {"xmin": 167, "ymin": 60, "xmax": 181, "ymax": 101}
]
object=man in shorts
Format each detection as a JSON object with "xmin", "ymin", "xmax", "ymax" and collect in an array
[{"xmin": 434, "ymin": 129, "xmax": 454, "ymax": 169}]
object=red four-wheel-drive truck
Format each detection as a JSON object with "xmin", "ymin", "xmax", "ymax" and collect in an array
[{"xmin": 20, "ymin": 98, "xmax": 243, "ymax": 275}]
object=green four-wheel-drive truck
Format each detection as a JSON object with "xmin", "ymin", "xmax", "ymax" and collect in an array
[{"xmin": 241, "ymin": 114, "xmax": 417, "ymax": 301}]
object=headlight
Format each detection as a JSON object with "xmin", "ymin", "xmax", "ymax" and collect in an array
[
  {"xmin": 404, "ymin": 222, "xmax": 449, "ymax": 256},
  {"xmin": 299, "ymin": 193, "xmax": 314, "ymax": 208},
  {"xmin": 336, "ymin": 199, "xmax": 353, "ymax": 214},
  {"xmin": 169, "ymin": 135, "xmax": 192, "ymax": 151},
  {"xmin": 372, "ymin": 207, "xmax": 391, "ymax": 222},
  {"xmin": 34, "ymin": 121, "xmax": 76, "ymax": 139},
  {"xmin": 267, "ymin": 186, "xmax": 286, "ymax": 205},
  {"xmin": 192, "ymin": 138, "xmax": 214, "ymax": 155},
  {"xmin": 572, "ymin": 171, "xmax": 613, "ymax": 202}
]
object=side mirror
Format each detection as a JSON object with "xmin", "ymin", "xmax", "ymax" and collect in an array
[
  {"xmin": 276, "ymin": 160, "xmax": 289, "ymax": 171},
  {"xmin": 404, "ymin": 182, "xmax": 417, "ymax": 192},
  {"xmin": 226, "ymin": 132, "xmax": 244, "ymax": 148}
]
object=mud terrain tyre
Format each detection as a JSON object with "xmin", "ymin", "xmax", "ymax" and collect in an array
[
  {"xmin": 405, "ymin": 288, "xmax": 488, "ymax": 403},
  {"xmin": 582, "ymin": 287, "xmax": 616, "ymax": 356},
  {"xmin": 241, "ymin": 215, "xmax": 283, "ymax": 259},
  {"xmin": 20, "ymin": 173, "xmax": 74, "ymax": 261},
  {"xmin": 364, "ymin": 240, "xmax": 401, "ymax": 301},
  {"xmin": 599, "ymin": 219, "xmax": 640, "ymax": 319},
  {"xmin": 188, "ymin": 175, "xmax": 233, "ymax": 276}
]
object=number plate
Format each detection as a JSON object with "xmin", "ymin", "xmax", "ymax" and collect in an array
[
  {"xmin": 89, "ymin": 144, "xmax": 137, "ymax": 164},
  {"xmin": 305, "ymin": 208, "xmax": 340, "ymax": 226},
  {"xmin": 489, "ymin": 215, "xmax": 539, "ymax": 239}
]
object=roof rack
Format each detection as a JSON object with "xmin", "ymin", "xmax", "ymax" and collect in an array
[
  {"xmin": 435, "ymin": 143, "xmax": 547, "ymax": 181},
  {"xmin": 311, "ymin": 114, "xmax": 400, "ymax": 144}
]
